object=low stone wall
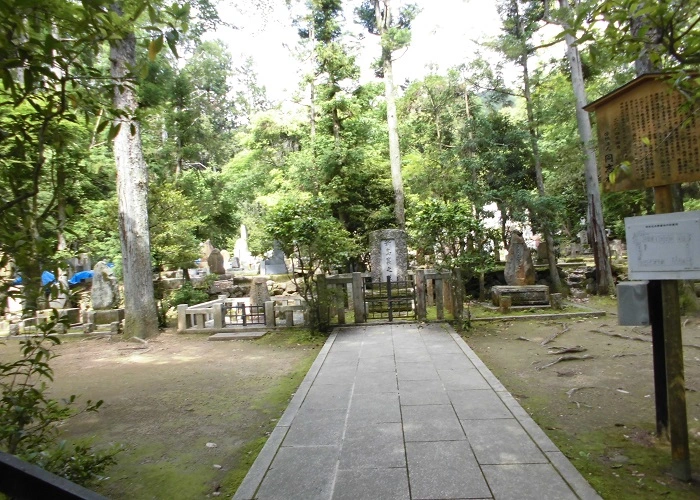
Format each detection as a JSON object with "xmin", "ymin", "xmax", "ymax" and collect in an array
[{"xmin": 491, "ymin": 285, "xmax": 550, "ymax": 307}]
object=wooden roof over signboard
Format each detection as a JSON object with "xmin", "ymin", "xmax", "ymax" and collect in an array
[{"xmin": 583, "ymin": 72, "xmax": 700, "ymax": 192}]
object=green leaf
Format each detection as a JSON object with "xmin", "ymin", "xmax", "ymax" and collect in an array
[
  {"xmin": 107, "ymin": 123, "xmax": 121, "ymax": 141},
  {"xmin": 148, "ymin": 35, "xmax": 164, "ymax": 61},
  {"xmin": 641, "ymin": 136, "xmax": 651, "ymax": 146}
]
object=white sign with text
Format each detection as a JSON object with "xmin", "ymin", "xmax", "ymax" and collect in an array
[{"xmin": 625, "ymin": 211, "xmax": 700, "ymax": 280}]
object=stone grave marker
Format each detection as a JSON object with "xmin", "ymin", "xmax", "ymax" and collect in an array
[
  {"xmin": 261, "ymin": 241, "xmax": 288, "ymax": 275},
  {"xmin": 208, "ymin": 249, "xmax": 226, "ymax": 275},
  {"xmin": 504, "ymin": 232, "xmax": 536, "ymax": 286},
  {"xmin": 369, "ymin": 229, "xmax": 408, "ymax": 282},
  {"xmin": 91, "ymin": 261, "xmax": 120, "ymax": 309}
]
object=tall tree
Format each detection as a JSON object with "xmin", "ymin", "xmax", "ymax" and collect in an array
[
  {"xmin": 497, "ymin": 0, "xmax": 563, "ymax": 291},
  {"xmin": 357, "ymin": 0, "xmax": 418, "ymax": 229},
  {"xmin": 110, "ymin": 8, "xmax": 159, "ymax": 339},
  {"xmin": 557, "ymin": 0, "xmax": 614, "ymax": 294}
]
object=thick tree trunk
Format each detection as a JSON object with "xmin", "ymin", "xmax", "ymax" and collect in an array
[
  {"xmin": 110, "ymin": 28, "xmax": 159, "ymax": 339},
  {"xmin": 560, "ymin": 0, "xmax": 614, "ymax": 295},
  {"xmin": 521, "ymin": 56, "xmax": 563, "ymax": 292}
]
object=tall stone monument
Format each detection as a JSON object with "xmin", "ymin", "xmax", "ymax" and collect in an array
[
  {"xmin": 233, "ymin": 225, "xmax": 253, "ymax": 270},
  {"xmin": 207, "ymin": 248, "xmax": 226, "ymax": 275},
  {"xmin": 91, "ymin": 261, "xmax": 120, "ymax": 309},
  {"xmin": 504, "ymin": 232, "xmax": 536, "ymax": 286},
  {"xmin": 370, "ymin": 229, "xmax": 408, "ymax": 282}
]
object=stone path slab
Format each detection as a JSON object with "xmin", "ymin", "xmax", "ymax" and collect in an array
[{"xmin": 233, "ymin": 323, "xmax": 601, "ymax": 500}]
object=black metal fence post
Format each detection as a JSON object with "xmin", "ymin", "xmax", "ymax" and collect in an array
[{"xmin": 387, "ymin": 275, "xmax": 393, "ymax": 322}]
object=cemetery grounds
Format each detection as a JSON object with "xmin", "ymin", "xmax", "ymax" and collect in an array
[{"xmin": 0, "ymin": 296, "xmax": 699, "ymax": 499}]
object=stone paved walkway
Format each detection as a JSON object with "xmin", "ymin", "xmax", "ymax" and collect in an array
[{"xmin": 233, "ymin": 323, "xmax": 601, "ymax": 500}]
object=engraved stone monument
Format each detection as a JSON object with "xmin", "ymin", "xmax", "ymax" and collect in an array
[
  {"xmin": 369, "ymin": 229, "xmax": 408, "ymax": 282},
  {"xmin": 504, "ymin": 232, "xmax": 536, "ymax": 286}
]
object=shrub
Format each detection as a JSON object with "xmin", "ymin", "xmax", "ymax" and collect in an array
[{"xmin": 0, "ymin": 312, "xmax": 118, "ymax": 486}]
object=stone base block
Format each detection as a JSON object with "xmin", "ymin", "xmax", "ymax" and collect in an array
[
  {"xmin": 91, "ymin": 309, "xmax": 125, "ymax": 325},
  {"xmin": 491, "ymin": 285, "xmax": 550, "ymax": 306}
]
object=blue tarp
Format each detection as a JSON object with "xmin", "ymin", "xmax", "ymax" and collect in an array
[
  {"xmin": 12, "ymin": 271, "xmax": 56, "ymax": 286},
  {"xmin": 68, "ymin": 271, "xmax": 93, "ymax": 285}
]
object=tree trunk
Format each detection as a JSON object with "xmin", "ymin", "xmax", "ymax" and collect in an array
[
  {"xmin": 383, "ymin": 49, "xmax": 405, "ymax": 229},
  {"xmin": 521, "ymin": 55, "xmax": 563, "ymax": 292},
  {"xmin": 375, "ymin": 0, "xmax": 405, "ymax": 229},
  {"xmin": 560, "ymin": 0, "xmax": 614, "ymax": 295},
  {"xmin": 110, "ymin": 25, "xmax": 159, "ymax": 339}
]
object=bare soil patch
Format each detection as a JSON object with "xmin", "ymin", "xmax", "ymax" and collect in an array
[
  {"xmin": 463, "ymin": 296, "xmax": 700, "ymax": 499},
  {"xmin": 0, "ymin": 329, "xmax": 322, "ymax": 499}
]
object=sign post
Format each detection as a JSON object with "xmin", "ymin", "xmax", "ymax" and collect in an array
[{"xmin": 585, "ymin": 74, "xmax": 700, "ymax": 481}]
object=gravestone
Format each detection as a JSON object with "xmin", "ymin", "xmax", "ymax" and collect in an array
[
  {"xmin": 369, "ymin": 229, "xmax": 408, "ymax": 282},
  {"xmin": 260, "ymin": 241, "xmax": 288, "ymax": 275},
  {"xmin": 207, "ymin": 249, "xmax": 226, "ymax": 275},
  {"xmin": 220, "ymin": 249, "xmax": 231, "ymax": 270},
  {"xmin": 91, "ymin": 261, "xmax": 120, "ymax": 310},
  {"xmin": 250, "ymin": 277, "xmax": 271, "ymax": 306},
  {"xmin": 200, "ymin": 240, "xmax": 215, "ymax": 268},
  {"xmin": 504, "ymin": 232, "xmax": 536, "ymax": 286},
  {"xmin": 231, "ymin": 256, "xmax": 241, "ymax": 269}
]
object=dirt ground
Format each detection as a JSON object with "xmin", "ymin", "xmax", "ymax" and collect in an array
[
  {"xmin": 3, "ymin": 297, "xmax": 700, "ymax": 499},
  {"xmin": 464, "ymin": 296, "xmax": 700, "ymax": 499},
  {"xmin": 0, "ymin": 329, "xmax": 322, "ymax": 499}
]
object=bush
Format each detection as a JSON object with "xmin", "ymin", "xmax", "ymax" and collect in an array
[
  {"xmin": 167, "ymin": 282, "xmax": 210, "ymax": 308},
  {"xmin": 0, "ymin": 313, "xmax": 118, "ymax": 486}
]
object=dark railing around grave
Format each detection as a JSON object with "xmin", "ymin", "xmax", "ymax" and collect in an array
[
  {"xmin": 363, "ymin": 275, "xmax": 415, "ymax": 321},
  {"xmin": 224, "ymin": 302, "xmax": 266, "ymax": 326}
]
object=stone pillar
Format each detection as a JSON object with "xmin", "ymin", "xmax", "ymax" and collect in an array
[
  {"xmin": 265, "ymin": 301, "xmax": 275, "ymax": 328},
  {"xmin": 212, "ymin": 304, "xmax": 223, "ymax": 329},
  {"xmin": 499, "ymin": 295, "xmax": 512, "ymax": 313},
  {"xmin": 177, "ymin": 304, "xmax": 188, "ymax": 332},
  {"xmin": 352, "ymin": 273, "xmax": 366, "ymax": 323},
  {"xmin": 426, "ymin": 277, "xmax": 435, "ymax": 306},
  {"xmin": 415, "ymin": 269, "xmax": 427, "ymax": 321},
  {"xmin": 435, "ymin": 277, "xmax": 444, "ymax": 320},
  {"xmin": 285, "ymin": 309, "xmax": 294, "ymax": 327},
  {"xmin": 550, "ymin": 293, "xmax": 563, "ymax": 310}
]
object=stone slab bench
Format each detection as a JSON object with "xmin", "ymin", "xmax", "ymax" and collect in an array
[{"xmin": 491, "ymin": 285, "xmax": 550, "ymax": 306}]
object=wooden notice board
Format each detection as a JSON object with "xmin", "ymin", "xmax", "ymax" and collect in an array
[{"xmin": 584, "ymin": 74, "xmax": 700, "ymax": 192}]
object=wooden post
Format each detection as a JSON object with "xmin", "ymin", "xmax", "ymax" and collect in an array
[
  {"xmin": 352, "ymin": 272, "xmax": 365, "ymax": 323},
  {"xmin": 435, "ymin": 277, "xmax": 444, "ymax": 320},
  {"xmin": 647, "ymin": 281, "xmax": 669, "ymax": 437},
  {"xmin": 426, "ymin": 277, "xmax": 435, "ymax": 306},
  {"xmin": 316, "ymin": 274, "xmax": 330, "ymax": 329},
  {"xmin": 654, "ymin": 185, "xmax": 690, "ymax": 481},
  {"xmin": 443, "ymin": 272, "xmax": 453, "ymax": 315},
  {"xmin": 415, "ymin": 269, "xmax": 427, "ymax": 321},
  {"xmin": 337, "ymin": 284, "xmax": 346, "ymax": 324},
  {"xmin": 453, "ymin": 268, "xmax": 464, "ymax": 323}
]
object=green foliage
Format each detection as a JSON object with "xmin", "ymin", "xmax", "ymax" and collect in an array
[
  {"xmin": 409, "ymin": 199, "xmax": 495, "ymax": 279},
  {"xmin": 264, "ymin": 195, "xmax": 358, "ymax": 331},
  {"xmin": 166, "ymin": 282, "xmax": 210, "ymax": 308},
  {"xmin": 0, "ymin": 314, "xmax": 118, "ymax": 486}
]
